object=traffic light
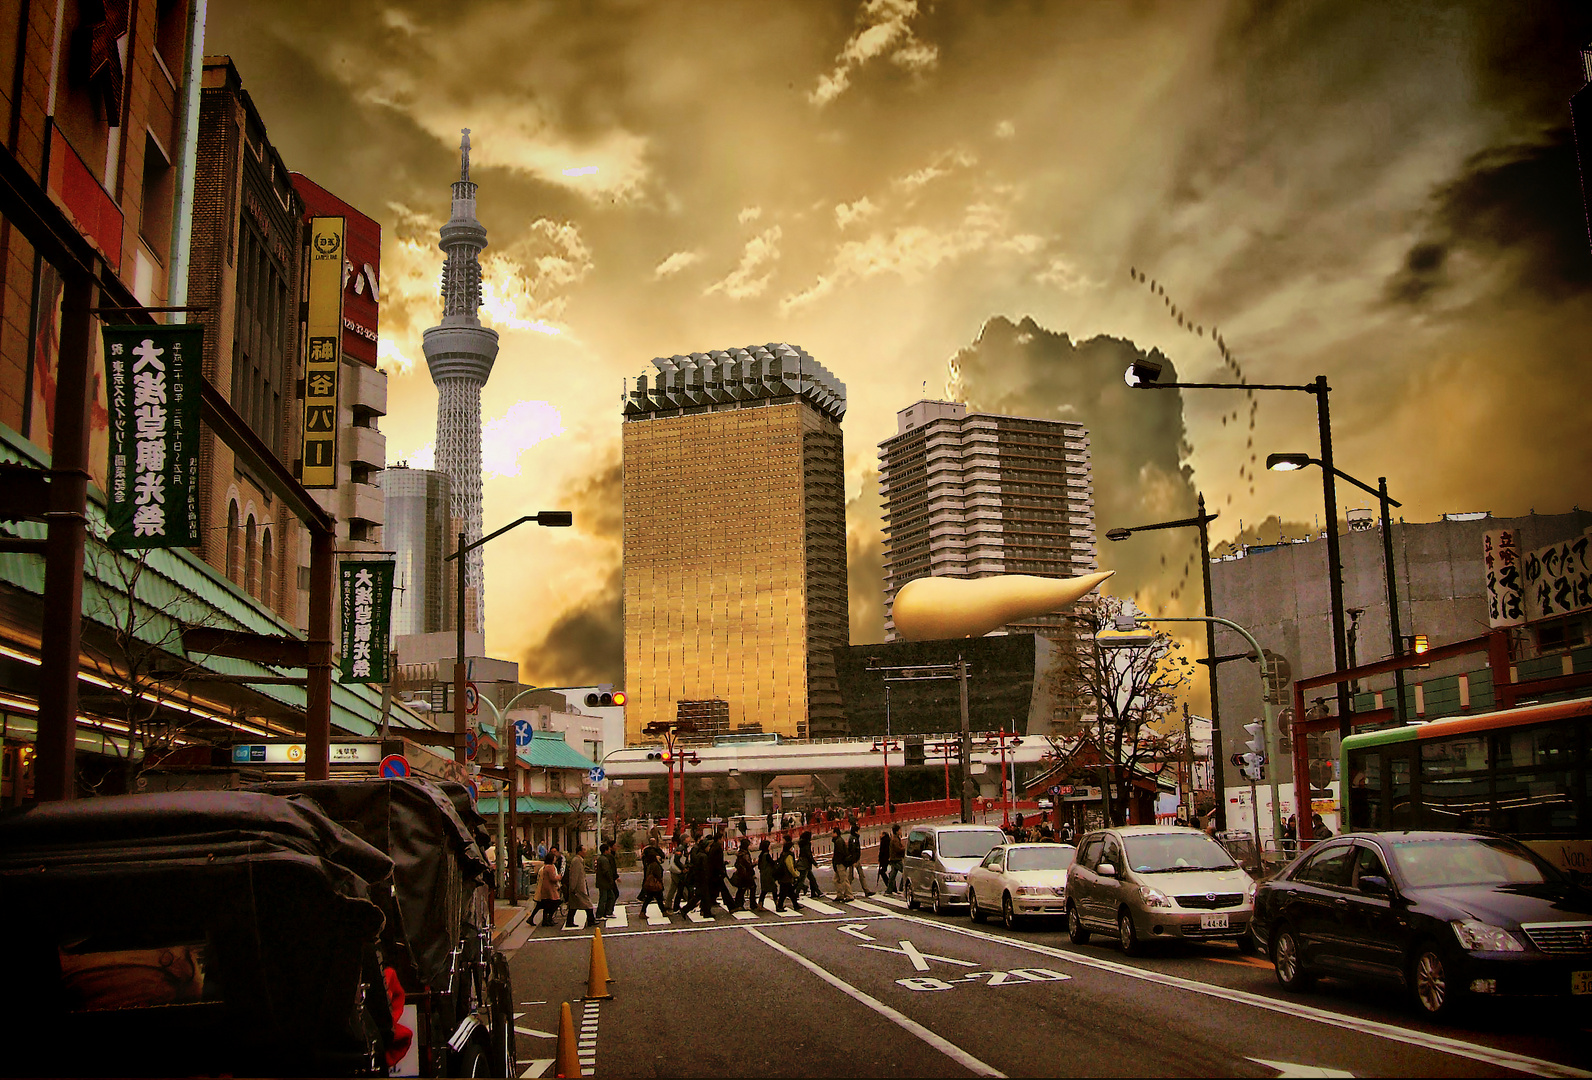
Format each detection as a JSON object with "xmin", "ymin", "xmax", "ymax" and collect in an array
[
  {"xmin": 586, "ymin": 689, "xmax": 627, "ymax": 707},
  {"xmin": 1240, "ymin": 721, "xmax": 1266, "ymax": 781},
  {"xmin": 904, "ymin": 736, "xmax": 925, "ymax": 768},
  {"xmin": 646, "ymin": 748, "xmax": 673, "ymax": 765}
]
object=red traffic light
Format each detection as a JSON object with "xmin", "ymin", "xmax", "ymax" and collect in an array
[{"xmin": 612, "ymin": 690, "xmax": 626, "ymax": 706}]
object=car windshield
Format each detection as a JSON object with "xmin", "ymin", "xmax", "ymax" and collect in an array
[
  {"xmin": 937, "ymin": 831, "xmax": 1007, "ymax": 859},
  {"xmin": 1390, "ymin": 837, "xmax": 1560, "ymax": 889},
  {"xmin": 1007, "ymin": 846, "xmax": 1075, "ymax": 872},
  {"xmin": 1123, "ymin": 833, "xmax": 1237, "ymax": 874}
]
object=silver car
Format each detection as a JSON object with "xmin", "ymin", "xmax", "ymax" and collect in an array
[
  {"xmin": 902, "ymin": 824, "xmax": 1009, "ymax": 914},
  {"xmin": 1065, "ymin": 825, "xmax": 1258, "ymax": 954}
]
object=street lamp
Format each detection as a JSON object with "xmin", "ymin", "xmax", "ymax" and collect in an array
[
  {"xmin": 978, "ymin": 730, "xmax": 1023, "ymax": 827},
  {"xmin": 1127, "ymin": 364, "xmax": 1353, "ymax": 738},
  {"xmin": 1267, "ymin": 452, "xmax": 1406, "ymax": 815},
  {"xmin": 1105, "ymin": 493, "xmax": 1226, "ymax": 827},
  {"xmin": 444, "ymin": 511, "xmax": 572, "ymax": 767}
]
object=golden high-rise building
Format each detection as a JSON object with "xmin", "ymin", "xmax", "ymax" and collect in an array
[{"xmin": 623, "ymin": 345, "xmax": 848, "ymax": 743}]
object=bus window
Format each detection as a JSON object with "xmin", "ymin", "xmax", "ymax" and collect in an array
[
  {"xmin": 1420, "ymin": 736, "xmax": 1489, "ymax": 775},
  {"xmin": 1389, "ymin": 755, "xmax": 1414, "ymax": 829},
  {"xmin": 1494, "ymin": 771, "xmax": 1578, "ymax": 835},
  {"xmin": 1498, "ymin": 722, "xmax": 1579, "ymax": 769},
  {"xmin": 1347, "ymin": 750, "xmax": 1381, "ymax": 831},
  {"xmin": 1422, "ymin": 773, "xmax": 1491, "ymax": 830}
]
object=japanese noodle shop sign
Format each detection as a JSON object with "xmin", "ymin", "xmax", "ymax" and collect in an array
[
  {"xmin": 1522, "ymin": 531, "xmax": 1592, "ymax": 622},
  {"xmin": 1483, "ymin": 529, "xmax": 1525, "ymax": 628},
  {"xmin": 104, "ymin": 324, "xmax": 201, "ymax": 549},
  {"xmin": 339, "ymin": 560, "xmax": 394, "ymax": 683}
]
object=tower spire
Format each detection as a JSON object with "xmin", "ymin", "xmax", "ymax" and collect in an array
[{"xmin": 424, "ymin": 129, "xmax": 499, "ymax": 638}]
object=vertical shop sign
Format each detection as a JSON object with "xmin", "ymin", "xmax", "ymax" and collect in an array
[
  {"xmin": 301, "ymin": 216, "xmax": 345, "ymax": 487},
  {"xmin": 104, "ymin": 324, "xmax": 202, "ymax": 549},
  {"xmin": 340, "ymin": 560, "xmax": 395, "ymax": 683},
  {"xmin": 1483, "ymin": 529, "xmax": 1526, "ymax": 628}
]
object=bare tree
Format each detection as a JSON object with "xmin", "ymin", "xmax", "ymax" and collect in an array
[
  {"xmin": 78, "ymin": 535, "xmax": 222, "ymax": 794},
  {"xmin": 1048, "ymin": 595, "xmax": 1191, "ymax": 825}
]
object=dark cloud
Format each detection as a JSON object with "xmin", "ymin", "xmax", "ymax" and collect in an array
[{"xmin": 949, "ymin": 316, "xmax": 1205, "ymax": 611}]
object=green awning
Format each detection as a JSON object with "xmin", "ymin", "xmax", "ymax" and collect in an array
[
  {"xmin": 517, "ymin": 731, "xmax": 597, "ymax": 771},
  {"xmin": 476, "ymin": 795, "xmax": 589, "ymax": 816}
]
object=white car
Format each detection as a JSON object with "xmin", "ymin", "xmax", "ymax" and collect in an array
[{"xmin": 967, "ymin": 843, "xmax": 1078, "ymax": 929}]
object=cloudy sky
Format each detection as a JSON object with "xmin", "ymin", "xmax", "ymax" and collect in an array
[{"xmin": 213, "ymin": 1, "xmax": 1592, "ymax": 687}]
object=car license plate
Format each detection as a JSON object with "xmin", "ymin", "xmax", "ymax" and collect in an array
[
  {"xmin": 1573, "ymin": 971, "xmax": 1592, "ymax": 995},
  {"xmin": 1201, "ymin": 914, "xmax": 1229, "ymax": 930}
]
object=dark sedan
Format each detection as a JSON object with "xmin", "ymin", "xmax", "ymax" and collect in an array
[{"xmin": 1250, "ymin": 831, "xmax": 1592, "ymax": 1020}]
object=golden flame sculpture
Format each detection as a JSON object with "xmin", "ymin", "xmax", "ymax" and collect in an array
[{"xmin": 892, "ymin": 571, "xmax": 1115, "ymax": 641}]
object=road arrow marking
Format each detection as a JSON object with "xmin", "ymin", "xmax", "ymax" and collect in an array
[
  {"xmin": 838, "ymin": 924, "xmax": 876, "ymax": 941},
  {"xmin": 1249, "ymin": 1059, "xmax": 1354, "ymax": 1078}
]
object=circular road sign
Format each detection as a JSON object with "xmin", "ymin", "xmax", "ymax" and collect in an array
[
  {"xmin": 379, "ymin": 754, "xmax": 410, "ymax": 779},
  {"xmin": 465, "ymin": 730, "xmax": 478, "ymax": 761},
  {"xmin": 465, "ymin": 682, "xmax": 479, "ymax": 715},
  {"xmin": 514, "ymin": 718, "xmax": 534, "ymax": 749},
  {"xmin": 588, "ymin": 766, "xmax": 605, "ymax": 785},
  {"xmin": 467, "ymin": 779, "xmax": 478, "ymax": 801}
]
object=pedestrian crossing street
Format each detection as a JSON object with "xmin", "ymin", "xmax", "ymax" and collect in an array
[{"xmin": 550, "ymin": 893, "xmax": 910, "ymax": 933}]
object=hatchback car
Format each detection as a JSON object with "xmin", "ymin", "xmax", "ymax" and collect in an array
[
  {"xmin": 968, "ymin": 843, "xmax": 1077, "ymax": 928},
  {"xmin": 902, "ymin": 824, "xmax": 1009, "ymax": 914},
  {"xmin": 1065, "ymin": 825, "xmax": 1257, "ymax": 954},
  {"xmin": 1251, "ymin": 830, "xmax": 1592, "ymax": 1019}
]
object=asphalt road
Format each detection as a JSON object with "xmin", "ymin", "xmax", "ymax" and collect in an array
[{"xmin": 503, "ymin": 868, "xmax": 1592, "ymax": 1079}]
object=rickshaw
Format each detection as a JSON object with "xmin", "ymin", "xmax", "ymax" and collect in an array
[
  {"xmin": 253, "ymin": 777, "xmax": 516, "ymax": 1078},
  {"xmin": 0, "ymin": 790, "xmax": 398, "ymax": 1076}
]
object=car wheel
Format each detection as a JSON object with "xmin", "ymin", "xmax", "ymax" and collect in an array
[
  {"xmin": 1067, "ymin": 903, "xmax": 1091, "ymax": 945},
  {"xmin": 905, "ymin": 879, "xmax": 919, "ymax": 910},
  {"xmin": 1410, "ymin": 943, "xmax": 1460, "ymax": 1020},
  {"xmin": 454, "ymin": 1038, "xmax": 486, "ymax": 1078},
  {"xmin": 1271, "ymin": 925, "xmax": 1315, "ymax": 992},
  {"xmin": 1117, "ymin": 910, "xmax": 1141, "ymax": 956},
  {"xmin": 932, "ymin": 883, "xmax": 945, "ymax": 916},
  {"xmin": 1236, "ymin": 927, "xmax": 1259, "ymax": 956},
  {"xmin": 969, "ymin": 889, "xmax": 985, "ymax": 923},
  {"xmin": 1002, "ymin": 893, "xmax": 1019, "ymax": 931}
]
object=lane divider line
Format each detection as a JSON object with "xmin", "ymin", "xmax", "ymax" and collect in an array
[
  {"xmin": 745, "ymin": 926, "xmax": 1006, "ymax": 1079},
  {"xmin": 916, "ymin": 919, "xmax": 1589, "ymax": 1080}
]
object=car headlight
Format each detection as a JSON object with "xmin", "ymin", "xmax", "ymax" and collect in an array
[
  {"xmin": 1016, "ymin": 886, "xmax": 1046, "ymax": 895},
  {"xmin": 1246, "ymin": 879, "xmax": 1260, "ymax": 903},
  {"xmin": 1140, "ymin": 886, "xmax": 1173, "ymax": 909},
  {"xmin": 1450, "ymin": 919, "xmax": 1525, "ymax": 953}
]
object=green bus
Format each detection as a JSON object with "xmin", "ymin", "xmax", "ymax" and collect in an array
[{"xmin": 1340, "ymin": 695, "xmax": 1591, "ymax": 874}]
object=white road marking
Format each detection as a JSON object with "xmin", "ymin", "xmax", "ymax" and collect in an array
[
  {"xmin": 746, "ymin": 927, "xmax": 1005, "ymax": 1079},
  {"xmin": 685, "ymin": 908, "xmax": 712, "ymax": 923},
  {"xmin": 605, "ymin": 907, "xmax": 628, "ymax": 929},
  {"xmin": 762, "ymin": 896, "xmax": 779, "ymax": 913},
  {"xmin": 856, "ymin": 939, "xmax": 976, "ymax": 970},
  {"xmin": 773, "ymin": 905, "xmax": 802, "ymax": 918},
  {"xmin": 837, "ymin": 924, "xmax": 876, "ymax": 941},
  {"xmin": 515, "ymin": 914, "xmax": 865, "ymax": 942},
  {"xmin": 873, "ymin": 894, "xmax": 909, "ymax": 909},
  {"xmin": 562, "ymin": 910, "xmax": 588, "ymax": 931},
  {"xmin": 919, "ymin": 920, "xmax": 1590, "ymax": 1080},
  {"xmin": 1250, "ymin": 1059, "xmax": 1355, "ymax": 1078},
  {"xmin": 801, "ymin": 898, "xmax": 844, "ymax": 915},
  {"xmin": 850, "ymin": 900, "xmax": 894, "ymax": 915},
  {"xmin": 646, "ymin": 907, "xmax": 671, "ymax": 926},
  {"xmin": 514, "ymin": 1026, "xmax": 556, "ymax": 1039},
  {"xmin": 520, "ymin": 1059, "xmax": 553, "ymax": 1078},
  {"xmin": 733, "ymin": 909, "xmax": 760, "ymax": 920}
]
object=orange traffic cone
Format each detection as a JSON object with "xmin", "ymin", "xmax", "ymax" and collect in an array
[
  {"xmin": 555, "ymin": 1000, "xmax": 582, "ymax": 1078},
  {"xmin": 586, "ymin": 926, "xmax": 613, "ymax": 1000}
]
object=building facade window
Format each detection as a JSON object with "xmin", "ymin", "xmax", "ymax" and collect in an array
[
  {"xmin": 259, "ymin": 528, "xmax": 273, "ymax": 608},
  {"xmin": 226, "ymin": 500, "xmax": 239, "ymax": 580},
  {"xmin": 244, "ymin": 515, "xmax": 257, "ymax": 595}
]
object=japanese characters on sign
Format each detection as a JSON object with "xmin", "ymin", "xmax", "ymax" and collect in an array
[
  {"xmin": 339, "ymin": 560, "xmax": 395, "ymax": 684},
  {"xmin": 104, "ymin": 324, "xmax": 202, "ymax": 549},
  {"xmin": 1522, "ymin": 531, "xmax": 1592, "ymax": 623},
  {"xmin": 301, "ymin": 216, "xmax": 345, "ymax": 488},
  {"xmin": 1483, "ymin": 529, "xmax": 1526, "ymax": 628}
]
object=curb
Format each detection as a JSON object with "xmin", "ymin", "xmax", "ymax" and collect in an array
[{"xmin": 492, "ymin": 903, "xmax": 531, "ymax": 947}]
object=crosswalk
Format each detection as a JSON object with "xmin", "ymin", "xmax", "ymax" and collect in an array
[{"xmin": 533, "ymin": 894, "xmax": 911, "ymax": 933}]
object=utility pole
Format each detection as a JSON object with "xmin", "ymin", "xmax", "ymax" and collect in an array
[{"xmin": 958, "ymin": 656, "xmax": 973, "ymax": 823}]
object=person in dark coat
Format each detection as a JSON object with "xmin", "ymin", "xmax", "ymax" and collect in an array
[
  {"xmin": 798, "ymin": 830, "xmax": 824, "ymax": 899},
  {"xmin": 713, "ymin": 827, "xmax": 736, "ymax": 909},
  {"xmin": 731, "ymin": 837, "xmax": 756, "ymax": 911},
  {"xmin": 775, "ymin": 837, "xmax": 802, "ymax": 913},
  {"xmin": 848, "ymin": 824, "xmax": 873, "ymax": 897},
  {"xmin": 756, "ymin": 837, "xmax": 777, "ymax": 909},
  {"xmin": 877, "ymin": 830, "xmax": 892, "ymax": 894},
  {"xmin": 594, "ymin": 841, "xmax": 619, "ymax": 921},
  {"xmin": 694, "ymin": 830, "xmax": 720, "ymax": 918}
]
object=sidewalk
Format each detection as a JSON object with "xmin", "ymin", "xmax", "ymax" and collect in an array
[{"xmin": 493, "ymin": 900, "xmax": 530, "ymax": 947}]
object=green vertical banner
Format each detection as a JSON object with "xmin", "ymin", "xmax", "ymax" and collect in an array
[
  {"xmin": 104, "ymin": 323, "xmax": 203, "ymax": 549},
  {"xmin": 340, "ymin": 560, "xmax": 395, "ymax": 683}
]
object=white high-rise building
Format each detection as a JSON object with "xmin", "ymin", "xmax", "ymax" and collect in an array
[
  {"xmin": 879, "ymin": 400, "xmax": 1097, "ymax": 640},
  {"xmin": 423, "ymin": 130, "xmax": 498, "ymax": 635}
]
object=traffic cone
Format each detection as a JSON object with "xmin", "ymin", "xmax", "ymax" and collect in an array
[
  {"xmin": 591, "ymin": 924, "xmax": 613, "ymax": 984},
  {"xmin": 586, "ymin": 926, "xmax": 613, "ymax": 1000},
  {"xmin": 555, "ymin": 1001, "xmax": 582, "ymax": 1078}
]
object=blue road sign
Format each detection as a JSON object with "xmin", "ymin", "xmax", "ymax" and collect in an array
[
  {"xmin": 588, "ymin": 767, "xmax": 605, "ymax": 784},
  {"xmin": 514, "ymin": 718, "xmax": 533, "ymax": 749},
  {"xmin": 380, "ymin": 754, "xmax": 410, "ymax": 779}
]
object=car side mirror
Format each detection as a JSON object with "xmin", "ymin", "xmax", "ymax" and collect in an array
[
  {"xmin": 1359, "ymin": 874, "xmax": 1391, "ymax": 896},
  {"xmin": 1097, "ymin": 862, "xmax": 1117, "ymax": 878},
  {"xmin": 921, "ymin": 848, "xmax": 933, "ymax": 860}
]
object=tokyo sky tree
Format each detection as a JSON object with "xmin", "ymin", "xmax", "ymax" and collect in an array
[{"xmin": 423, "ymin": 129, "xmax": 499, "ymax": 636}]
